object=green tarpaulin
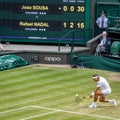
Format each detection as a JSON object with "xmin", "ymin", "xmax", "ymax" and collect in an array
[
  {"xmin": 0, "ymin": 54, "xmax": 29, "ymax": 71},
  {"xmin": 71, "ymin": 54, "xmax": 120, "ymax": 72},
  {"xmin": 111, "ymin": 41, "xmax": 120, "ymax": 55}
]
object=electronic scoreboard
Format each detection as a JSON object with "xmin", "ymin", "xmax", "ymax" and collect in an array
[{"xmin": 0, "ymin": 0, "xmax": 91, "ymax": 45}]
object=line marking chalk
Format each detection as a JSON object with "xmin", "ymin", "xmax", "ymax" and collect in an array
[{"xmin": 31, "ymin": 105, "xmax": 119, "ymax": 120}]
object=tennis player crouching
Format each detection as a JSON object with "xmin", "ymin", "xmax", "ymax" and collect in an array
[{"xmin": 89, "ymin": 74, "xmax": 117, "ymax": 108}]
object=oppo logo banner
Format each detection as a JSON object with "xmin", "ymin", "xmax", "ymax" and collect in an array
[{"xmin": 44, "ymin": 56, "xmax": 62, "ymax": 62}]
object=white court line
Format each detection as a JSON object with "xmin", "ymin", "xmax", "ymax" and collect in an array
[
  {"xmin": 0, "ymin": 105, "xmax": 119, "ymax": 120},
  {"xmin": 20, "ymin": 111, "xmax": 58, "ymax": 120},
  {"xmin": 31, "ymin": 105, "xmax": 119, "ymax": 120},
  {"xmin": 0, "ymin": 106, "xmax": 31, "ymax": 115}
]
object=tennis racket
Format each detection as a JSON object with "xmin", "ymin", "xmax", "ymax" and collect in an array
[{"xmin": 75, "ymin": 94, "xmax": 90, "ymax": 104}]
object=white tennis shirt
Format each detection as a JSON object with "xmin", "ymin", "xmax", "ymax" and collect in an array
[{"xmin": 97, "ymin": 76, "xmax": 111, "ymax": 90}]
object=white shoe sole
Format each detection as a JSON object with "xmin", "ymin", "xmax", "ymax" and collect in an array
[{"xmin": 88, "ymin": 105, "xmax": 97, "ymax": 108}]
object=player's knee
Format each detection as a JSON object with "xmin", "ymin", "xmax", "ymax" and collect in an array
[
  {"xmin": 99, "ymin": 98, "xmax": 104, "ymax": 102},
  {"xmin": 94, "ymin": 91, "xmax": 98, "ymax": 95}
]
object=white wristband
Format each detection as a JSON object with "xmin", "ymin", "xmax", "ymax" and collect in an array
[{"xmin": 91, "ymin": 91, "xmax": 95, "ymax": 96}]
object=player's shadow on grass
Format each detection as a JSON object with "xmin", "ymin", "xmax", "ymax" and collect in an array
[{"xmin": 97, "ymin": 106, "xmax": 116, "ymax": 108}]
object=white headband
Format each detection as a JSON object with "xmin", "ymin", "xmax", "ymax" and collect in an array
[{"xmin": 92, "ymin": 76, "xmax": 99, "ymax": 79}]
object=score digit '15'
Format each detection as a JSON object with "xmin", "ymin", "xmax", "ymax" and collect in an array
[{"xmin": 63, "ymin": 22, "xmax": 84, "ymax": 29}]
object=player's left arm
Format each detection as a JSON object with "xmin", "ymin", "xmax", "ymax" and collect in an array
[{"xmin": 94, "ymin": 87, "xmax": 100, "ymax": 94}]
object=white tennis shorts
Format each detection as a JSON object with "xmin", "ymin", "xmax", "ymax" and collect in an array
[{"xmin": 102, "ymin": 88, "xmax": 111, "ymax": 96}]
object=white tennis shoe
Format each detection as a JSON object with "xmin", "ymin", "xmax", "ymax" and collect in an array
[
  {"xmin": 111, "ymin": 99, "xmax": 117, "ymax": 106},
  {"xmin": 89, "ymin": 103, "xmax": 97, "ymax": 108}
]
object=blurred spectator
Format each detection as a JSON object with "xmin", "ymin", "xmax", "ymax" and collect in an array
[
  {"xmin": 95, "ymin": 31, "xmax": 111, "ymax": 56},
  {"xmin": 96, "ymin": 11, "xmax": 108, "ymax": 35}
]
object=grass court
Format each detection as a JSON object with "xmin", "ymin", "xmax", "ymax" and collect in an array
[{"xmin": 0, "ymin": 65, "xmax": 120, "ymax": 120}]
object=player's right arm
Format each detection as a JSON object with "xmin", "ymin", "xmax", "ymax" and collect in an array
[{"xmin": 89, "ymin": 86, "xmax": 100, "ymax": 98}]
